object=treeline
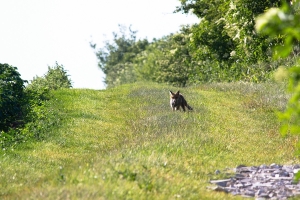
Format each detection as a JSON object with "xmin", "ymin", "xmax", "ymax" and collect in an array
[{"xmin": 92, "ymin": 0, "xmax": 299, "ymax": 88}]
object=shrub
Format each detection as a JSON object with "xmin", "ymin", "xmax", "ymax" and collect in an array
[
  {"xmin": 25, "ymin": 62, "xmax": 72, "ymax": 105},
  {"xmin": 0, "ymin": 62, "xmax": 72, "ymax": 148},
  {"xmin": 23, "ymin": 62, "xmax": 72, "ymax": 139},
  {"xmin": 27, "ymin": 62, "xmax": 72, "ymax": 93}
]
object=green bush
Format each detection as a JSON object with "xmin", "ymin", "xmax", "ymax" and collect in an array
[
  {"xmin": 0, "ymin": 62, "xmax": 72, "ymax": 148},
  {"xmin": 24, "ymin": 62, "xmax": 72, "ymax": 140},
  {"xmin": 25, "ymin": 62, "xmax": 72, "ymax": 106},
  {"xmin": 0, "ymin": 63, "xmax": 26, "ymax": 132},
  {"xmin": 27, "ymin": 62, "xmax": 72, "ymax": 93}
]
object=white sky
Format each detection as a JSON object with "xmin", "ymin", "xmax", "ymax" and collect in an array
[{"xmin": 0, "ymin": 0, "xmax": 198, "ymax": 89}]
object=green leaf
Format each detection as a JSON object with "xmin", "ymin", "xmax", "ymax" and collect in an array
[{"xmin": 273, "ymin": 44, "xmax": 293, "ymax": 59}]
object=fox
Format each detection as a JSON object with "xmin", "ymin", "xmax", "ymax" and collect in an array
[{"xmin": 169, "ymin": 91, "xmax": 193, "ymax": 111}]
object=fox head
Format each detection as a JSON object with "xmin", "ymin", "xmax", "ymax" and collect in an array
[{"xmin": 169, "ymin": 91, "xmax": 180, "ymax": 107}]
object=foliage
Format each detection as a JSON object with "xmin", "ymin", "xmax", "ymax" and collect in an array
[
  {"xmin": 24, "ymin": 62, "xmax": 72, "ymax": 140},
  {"xmin": 133, "ymin": 38, "xmax": 165, "ymax": 83},
  {"xmin": 154, "ymin": 30, "xmax": 195, "ymax": 86},
  {"xmin": 0, "ymin": 62, "xmax": 71, "ymax": 148},
  {"xmin": 256, "ymin": 3, "xmax": 300, "ymax": 186},
  {"xmin": 91, "ymin": 25, "xmax": 149, "ymax": 88},
  {"xmin": 135, "ymin": 29, "xmax": 196, "ymax": 87},
  {"xmin": 176, "ymin": 0, "xmax": 281, "ymax": 63},
  {"xmin": 92, "ymin": 1, "xmax": 293, "ymax": 88},
  {"xmin": 255, "ymin": 0, "xmax": 300, "ymax": 135},
  {"xmin": 27, "ymin": 62, "xmax": 72, "ymax": 94},
  {"xmin": 21, "ymin": 90, "xmax": 63, "ymax": 141},
  {"xmin": 0, "ymin": 63, "xmax": 26, "ymax": 132}
]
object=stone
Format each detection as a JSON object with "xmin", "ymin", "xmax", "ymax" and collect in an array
[{"xmin": 209, "ymin": 164, "xmax": 300, "ymax": 199}]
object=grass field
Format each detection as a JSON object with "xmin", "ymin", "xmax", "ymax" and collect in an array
[{"xmin": 1, "ymin": 82, "xmax": 299, "ymax": 199}]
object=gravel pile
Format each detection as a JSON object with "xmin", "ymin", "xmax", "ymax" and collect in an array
[{"xmin": 209, "ymin": 164, "xmax": 300, "ymax": 199}]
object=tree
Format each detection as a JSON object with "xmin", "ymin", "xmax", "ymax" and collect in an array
[
  {"xmin": 90, "ymin": 1, "xmax": 292, "ymax": 87},
  {"xmin": 135, "ymin": 27, "xmax": 197, "ymax": 86},
  {"xmin": 133, "ymin": 37, "xmax": 168, "ymax": 83},
  {"xmin": 154, "ymin": 27, "xmax": 196, "ymax": 86},
  {"xmin": 91, "ymin": 25, "xmax": 149, "ymax": 88},
  {"xmin": 176, "ymin": 0, "xmax": 235, "ymax": 62},
  {"xmin": 0, "ymin": 63, "xmax": 26, "ymax": 131},
  {"xmin": 175, "ymin": 0, "xmax": 284, "ymax": 82}
]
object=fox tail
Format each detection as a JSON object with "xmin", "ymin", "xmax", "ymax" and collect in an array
[{"xmin": 187, "ymin": 104, "xmax": 193, "ymax": 110}]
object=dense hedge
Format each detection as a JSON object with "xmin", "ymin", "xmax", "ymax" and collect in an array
[{"xmin": 0, "ymin": 62, "xmax": 72, "ymax": 148}]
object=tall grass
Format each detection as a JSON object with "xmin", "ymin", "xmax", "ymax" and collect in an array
[{"xmin": 0, "ymin": 82, "xmax": 298, "ymax": 199}]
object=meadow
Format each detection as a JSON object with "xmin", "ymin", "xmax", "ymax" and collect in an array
[{"xmin": 1, "ymin": 82, "xmax": 299, "ymax": 199}]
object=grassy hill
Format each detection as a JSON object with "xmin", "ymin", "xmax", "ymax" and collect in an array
[{"xmin": 1, "ymin": 82, "xmax": 299, "ymax": 199}]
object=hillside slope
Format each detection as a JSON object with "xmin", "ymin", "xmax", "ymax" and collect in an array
[{"xmin": 1, "ymin": 82, "xmax": 299, "ymax": 199}]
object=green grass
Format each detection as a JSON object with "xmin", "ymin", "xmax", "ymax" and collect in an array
[{"xmin": 1, "ymin": 82, "xmax": 299, "ymax": 199}]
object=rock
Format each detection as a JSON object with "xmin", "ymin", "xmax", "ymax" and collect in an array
[
  {"xmin": 209, "ymin": 179, "xmax": 230, "ymax": 187},
  {"xmin": 209, "ymin": 164, "xmax": 300, "ymax": 199}
]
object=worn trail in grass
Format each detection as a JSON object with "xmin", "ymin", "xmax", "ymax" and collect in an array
[{"xmin": 1, "ymin": 82, "xmax": 299, "ymax": 199}]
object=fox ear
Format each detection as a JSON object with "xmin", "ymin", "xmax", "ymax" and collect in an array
[
  {"xmin": 176, "ymin": 91, "xmax": 180, "ymax": 95},
  {"xmin": 169, "ymin": 91, "xmax": 174, "ymax": 95}
]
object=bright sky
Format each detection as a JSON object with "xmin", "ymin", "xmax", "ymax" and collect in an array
[{"xmin": 0, "ymin": 0, "xmax": 198, "ymax": 89}]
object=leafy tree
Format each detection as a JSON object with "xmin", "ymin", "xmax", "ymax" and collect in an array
[
  {"xmin": 135, "ymin": 27, "xmax": 196, "ymax": 86},
  {"xmin": 0, "ymin": 63, "xmax": 26, "ymax": 131},
  {"xmin": 154, "ymin": 28, "xmax": 196, "ymax": 86},
  {"xmin": 92, "ymin": 25, "xmax": 149, "ymax": 88},
  {"xmin": 176, "ymin": 0, "xmax": 235, "ymax": 63},
  {"xmin": 90, "ymin": 1, "xmax": 294, "ymax": 87},
  {"xmin": 223, "ymin": 0, "xmax": 282, "ymax": 63},
  {"xmin": 134, "ymin": 37, "xmax": 168, "ymax": 83},
  {"xmin": 174, "ymin": 0, "xmax": 284, "ymax": 83}
]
